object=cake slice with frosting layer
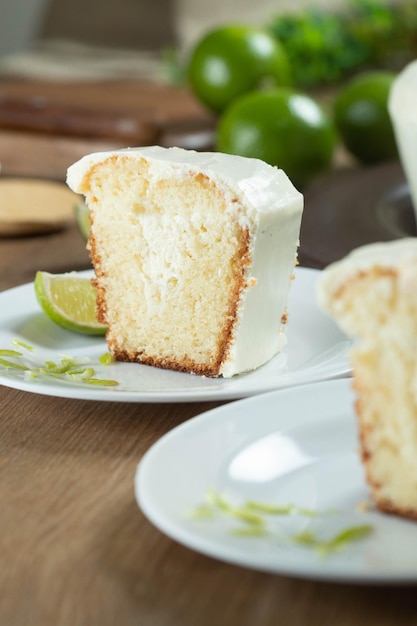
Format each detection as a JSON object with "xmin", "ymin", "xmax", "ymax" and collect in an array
[{"xmin": 67, "ymin": 146, "xmax": 303, "ymax": 378}]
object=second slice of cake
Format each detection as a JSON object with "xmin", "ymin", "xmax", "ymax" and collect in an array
[
  {"xmin": 67, "ymin": 146, "xmax": 303, "ymax": 378},
  {"xmin": 318, "ymin": 238, "xmax": 417, "ymax": 519}
]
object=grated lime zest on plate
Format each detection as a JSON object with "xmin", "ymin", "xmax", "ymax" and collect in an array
[
  {"xmin": 190, "ymin": 489, "xmax": 373, "ymax": 557},
  {"xmin": 206, "ymin": 488, "xmax": 265, "ymax": 526},
  {"xmin": 0, "ymin": 340, "xmax": 119, "ymax": 388},
  {"xmin": 293, "ymin": 525, "xmax": 373, "ymax": 557}
]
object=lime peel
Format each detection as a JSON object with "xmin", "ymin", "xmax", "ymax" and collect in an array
[
  {"xmin": 0, "ymin": 357, "xmax": 29, "ymax": 371},
  {"xmin": 0, "ymin": 349, "xmax": 24, "ymax": 357},
  {"xmin": 231, "ymin": 526, "xmax": 269, "ymax": 538},
  {"xmin": 206, "ymin": 488, "xmax": 265, "ymax": 526},
  {"xmin": 85, "ymin": 378, "xmax": 119, "ymax": 386},
  {"xmin": 293, "ymin": 525, "xmax": 373, "ymax": 557},
  {"xmin": 99, "ymin": 352, "xmax": 114, "ymax": 365},
  {"xmin": 12, "ymin": 338, "xmax": 35, "ymax": 351}
]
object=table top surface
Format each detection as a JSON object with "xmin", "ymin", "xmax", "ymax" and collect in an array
[{"xmin": 1, "ymin": 78, "xmax": 417, "ymax": 626}]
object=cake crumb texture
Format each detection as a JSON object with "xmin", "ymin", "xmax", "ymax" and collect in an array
[{"xmin": 318, "ymin": 239, "xmax": 417, "ymax": 520}]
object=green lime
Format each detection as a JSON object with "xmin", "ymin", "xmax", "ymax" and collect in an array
[
  {"xmin": 217, "ymin": 88, "xmax": 336, "ymax": 188},
  {"xmin": 187, "ymin": 24, "xmax": 291, "ymax": 113},
  {"xmin": 333, "ymin": 71, "xmax": 398, "ymax": 164},
  {"xmin": 74, "ymin": 202, "xmax": 91, "ymax": 240},
  {"xmin": 34, "ymin": 271, "xmax": 107, "ymax": 335}
]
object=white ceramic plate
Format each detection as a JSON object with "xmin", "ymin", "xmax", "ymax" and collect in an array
[
  {"xmin": 0, "ymin": 267, "xmax": 350, "ymax": 403},
  {"xmin": 136, "ymin": 379, "xmax": 417, "ymax": 583}
]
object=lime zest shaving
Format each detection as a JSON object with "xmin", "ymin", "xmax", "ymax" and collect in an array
[
  {"xmin": 79, "ymin": 367, "xmax": 96, "ymax": 379},
  {"xmin": 231, "ymin": 526, "xmax": 269, "ymax": 538},
  {"xmin": 12, "ymin": 339, "xmax": 35, "ymax": 352},
  {"xmin": 245, "ymin": 500, "xmax": 295, "ymax": 515},
  {"xmin": 99, "ymin": 352, "xmax": 114, "ymax": 365},
  {"xmin": 293, "ymin": 525, "xmax": 373, "ymax": 557},
  {"xmin": 190, "ymin": 489, "xmax": 373, "ymax": 557},
  {"xmin": 0, "ymin": 339, "xmax": 119, "ymax": 388},
  {"xmin": 0, "ymin": 349, "xmax": 24, "ymax": 357},
  {"xmin": 189, "ymin": 504, "xmax": 216, "ymax": 519},
  {"xmin": 43, "ymin": 360, "xmax": 74, "ymax": 374},
  {"xmin": 206, "ymin": 488, "xmax": 265, "ymax": 526},
  {"xmin": 245, "ymin": 499, "xmax": 334, "ymax": 517},
  {"xmin": 0, "ymin": 357, "xmax": 29, "ymax": 371},
  {"xmin": 85, "ymin": 378, "xmax": 119, "ymax": 386},
  {"xmin": 202, "ymin": 489, "xmax": 320, "ymax": 523}
]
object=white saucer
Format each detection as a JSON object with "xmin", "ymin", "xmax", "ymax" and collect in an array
[{"xmin": 136, "ymin": 379, "xmax": 417, "ymax": 582}]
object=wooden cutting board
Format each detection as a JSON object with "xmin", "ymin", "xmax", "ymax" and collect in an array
[
  {"xmin": 0, "ymin": 177, "xmax": 79, "ymax": 236},
  {"xmin": 0, "ymin": 79, "xmax": 215, "ymax": 180}
]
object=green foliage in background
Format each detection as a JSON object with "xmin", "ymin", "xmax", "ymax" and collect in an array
[
  {"xmin": 267, "ymin": 0, "xmax": 417, "ymax": 88},
  {"xmin": 167, "ymin": 1, "xmax": 417, "ymax": 90}
]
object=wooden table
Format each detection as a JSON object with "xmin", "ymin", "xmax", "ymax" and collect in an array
[
  {"xmin": 2, "ymin": 203, "xmax": 417, "ymax": 626},
  {"xmin": 1, "ymin": 80, "xmax": 417, "ymax": 626}
]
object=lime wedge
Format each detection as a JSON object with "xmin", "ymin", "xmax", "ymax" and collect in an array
[
  {"xmin": 34, "ymin": 271, "xmax": 107, "ymax": 335},
  {"xmin": 74, "ymin": 202, "xmax": 91, "ymax": 240}
]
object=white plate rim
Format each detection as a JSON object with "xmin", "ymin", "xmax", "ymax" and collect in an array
[{"xmin": 0, "ymin": 267, "xmax": 351, "ymax": 403}]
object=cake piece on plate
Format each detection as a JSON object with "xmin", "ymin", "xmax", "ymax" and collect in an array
[
  {"xmin": 67, "ymin": 146, "xmax": 303, "ymax": 378},
  {"xmin": 318, "ymin": 238, "xmax": 417, "ymax": 519}
]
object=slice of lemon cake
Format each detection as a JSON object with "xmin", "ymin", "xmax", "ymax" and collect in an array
[
  {"xmin": 67, "ymin": 146, "xmax": 303, "ymax": 378},
  {"xmin": 318, "ymin": 238, "xmax": 417, "ymax": 519}
]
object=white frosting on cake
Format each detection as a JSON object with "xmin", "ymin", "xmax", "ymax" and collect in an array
[
  {"xmin": 389, "ymin": 60, "xmax": 417, "ymax": 120},
  {"xmin": 68, "ymin": 146, "xmax": 301, "ymax": 215},
  {"xmin": 67, "ymin": 146, "xmax": 303, "ymax": 377},
  {"xmin": 388, "ymin": 61, "xmax": 417, "ymax": 215}
]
